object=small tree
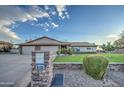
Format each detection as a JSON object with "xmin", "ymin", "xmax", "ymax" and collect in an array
[
  {"xmin": 70, "ymin": 47, "xmax": 75, "ymax": 54},
  {"xmin": 106, "ymin": 42, "xmax": 115, "ymax": 51},
  {"xmin": 60, "ymin": 48, "xmax": 67, "ymax": 55},
  {"xmin": 101, "ymin": 42, "xmax": 115, "ymax": 52},
  {"xmin": 101, "ymin": 43, "xmax": 106, "ymax": 51},
  {"xmin": 114, "ymin": 31, "xmax": 124, "ymax": 48},
  {"xmin": 67, "ymin": 48, "xmax": 74, "ymax": 55},
  {"xmin": 59, "ymin": 47, "xmax": 74, "ymax": 55},
  {"xmin": 113, "ymin": 40, "xmax": 121, "ymax": 49},
  {"xmin": 56, "ymin": 50, "xmax": 61, "ymax": 56}
]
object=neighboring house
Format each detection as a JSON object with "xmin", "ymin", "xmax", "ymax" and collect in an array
[
  {"xmin": 0, "ymin": 41, "xmax": 12, "ymax": 52},
  {"xmin": 70, "ymin": 42, "xmax": 97, "ymax": 53},
  {"xmin": 20, "ymin": 36, "xmax": 97, "ymax": 55},
  {"xmin": 113, "ymin": 47, "xmax": 124, "ymax": 54},
  {"xmin": 10, "ymin": 44, "xmax": 20, "ymax": 54}
]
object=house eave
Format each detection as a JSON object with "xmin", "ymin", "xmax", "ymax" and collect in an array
[{"xmin": 20, "ymin": 44, "xmax": 61, "ymax": 46}]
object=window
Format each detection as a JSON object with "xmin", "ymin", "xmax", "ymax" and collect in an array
[
  {"xmin": 35, "ymin": 46, "xmax": 40, "ymax": 51},
  {"xmin": 73, "ymin": 47, "xmax": 80, "ymax": 52},
  {"xmin": 87, "ymin": 47, "xmax": 91, "ymax": 50}
]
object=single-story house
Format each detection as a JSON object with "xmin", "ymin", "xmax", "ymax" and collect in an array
[
  {"xmin": 113, "ymin": 47, "xmax": 124, "ymax": 54},
  {"xmin": 0, "ymin": 41, "xmax": 13, "ymax": 52},
  {"xmin": 20, "ymin": 36, "xmax": 97, "ymax": 55}
]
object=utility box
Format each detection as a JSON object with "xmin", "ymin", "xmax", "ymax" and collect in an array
[{"xmin": 31, "ymin": 51, "xmax": 53, "ymax": 87}]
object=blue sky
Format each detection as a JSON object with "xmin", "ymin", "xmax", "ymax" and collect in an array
[{"xmin": 1, "ymin": 5, "xmax": 124, "ymax": 44}]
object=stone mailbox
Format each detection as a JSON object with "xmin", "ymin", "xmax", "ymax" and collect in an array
[{"xmin": 31, "ymin": 51, "xmax": 53, "ymax": 87}]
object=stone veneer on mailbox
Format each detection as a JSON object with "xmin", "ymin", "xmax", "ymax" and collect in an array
[{"xmin": 31, "ymin": 52, "xmax": 53, "ymax": 87}]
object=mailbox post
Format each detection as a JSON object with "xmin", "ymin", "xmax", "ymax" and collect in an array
[{"xmin": 31, "ymin": 51, "xmax": 53, "ymax": 87}]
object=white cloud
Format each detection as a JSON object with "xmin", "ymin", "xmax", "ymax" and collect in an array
[
  {"xmin": 0, "ymin": 5, "xmax": 69, "ymax": 42},
  {"xmin": 0, "ymin": 27, "xmax": 21, "ymax": 40},
  {"xmin": 107, "ymin": 34, "xmax": 118, "ymax": 39},
  {"xmin": 44, "ymin": 5, "xmax": 49, "ymax": 10},
  {"xmin": 55, "ymin": 5, "xmax": 69, "ymax": 19},
  {"xmin": 0, "ymin": 6, "xmax": 50, "ymax": 42},
  {"xmin": 107, "ymin": 34, "xmax": 119, "ymax": 43},
  {"xmin": 34, "ymin": 22, "xmax": 59, "ymax": 31},
  {"xmin": 45, "ymin": 22, "xmax": 50, "ymax": 27},
  {"xmin": 45, "ymin": 29, "xmax": 49, "ymax": 31},
  {"xmin": 65, "ymin": 11, "xmax": 70, "ymax": 19},
  {"xmin": 51, "ymin": 11, "xmax": 56, "ymax": 15},
  {"xmin": 51, "ymin": 22, "xmax": 59, "ymax": 28},
  {"xmin": 56, "ymin": 5, "xmax": 65, "ymax": 17}
]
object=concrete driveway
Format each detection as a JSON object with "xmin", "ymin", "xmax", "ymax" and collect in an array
[{"xmin": 0, "ymin": 54, "xmax": 31, "ymax": 87}]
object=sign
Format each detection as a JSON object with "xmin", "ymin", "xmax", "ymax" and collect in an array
[
  {"xmin": 36, "ymin": 64, "xmax": 45, "ymax": 71},
  {"xmin": 36, "ymin": 53, "xmax": 44, "ymax": 64},
  {"xmin": 35, "ymin": 53, "xmax": 45, "ymax": 70}
]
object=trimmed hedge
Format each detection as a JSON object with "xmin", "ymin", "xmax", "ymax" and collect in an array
[{"xmin": 83, "ymin": 55, "xmax": 109, "ymax": 80}]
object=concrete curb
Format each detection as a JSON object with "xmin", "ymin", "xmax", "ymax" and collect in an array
[
  {"xmin": 53, "ymin": 62, "xmax": 82, "ymax": 64},
  {"xmin": 109, "ymin": 62, "xmax": 124, "ymax": 65},
  {"xmin": 53, "ymin": 62, "xmax": 124, "ymax": 65}
]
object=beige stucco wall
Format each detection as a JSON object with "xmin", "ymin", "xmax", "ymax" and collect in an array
[
  {"xmin": 40, "ymin": 46, "xmax": 59, "ymax": 53},
  {"xmin": 22, "ymin": 46, "xmax": 59, "ymax": 55}
]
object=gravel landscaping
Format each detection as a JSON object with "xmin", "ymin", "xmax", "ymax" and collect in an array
[
  {"xmin": 107, "ymin": 70, "xmax": 124, "ymax": 86},
  {"xmin": 54, "ymin": 69, "xmax": 121, "ymax": 87}
]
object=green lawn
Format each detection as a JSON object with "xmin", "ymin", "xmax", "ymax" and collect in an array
[{"xmin": 54, "ymin": 53, "xmax": 124, "ymax": 62}]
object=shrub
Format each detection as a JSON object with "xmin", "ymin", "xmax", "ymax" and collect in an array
[
  {"xmin": 56, "ymin": 50, "xmax": 61, "ymax": 56},
  {"xmin": 61, "ymin": 48, "xmax": 67, "ymax": 55},
  {"xmin": 67, "ymin": 48, "xmax": 74, "ymax": 55},
  {"xmin": 60, "ymin": 48, "xmax": 73, "ymax": 55},
  {"xmin": 83, "ymin": 55, "xmax": 109, "ymax": 80}
]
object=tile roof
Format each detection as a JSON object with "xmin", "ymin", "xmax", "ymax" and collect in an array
[
  {"xmin": 70, "ymin": 42, "xmax": 97, "ymax": 47},
  {"xmin": 20, "ymin": 36, "xmax": 97, "ymax": 47}
]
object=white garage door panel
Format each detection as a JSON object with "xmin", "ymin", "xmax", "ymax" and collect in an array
[{"xmin": 22, "ymin": 46, "xmax": 34, "ymax": 55}]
